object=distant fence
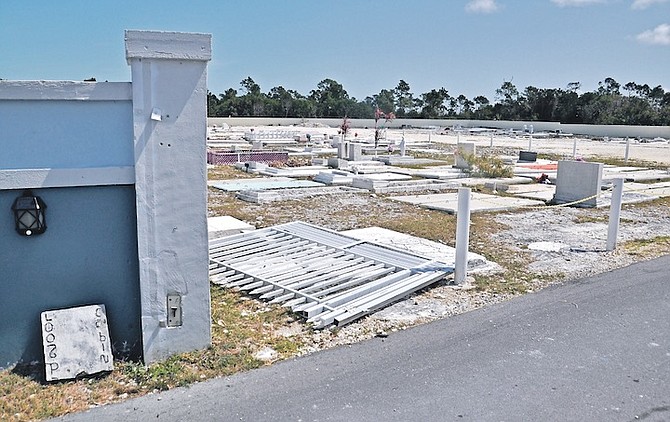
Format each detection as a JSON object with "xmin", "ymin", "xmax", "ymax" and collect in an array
[{"xmin": 207, "ymin": 150, "xmax": 289, "ymax": 165}]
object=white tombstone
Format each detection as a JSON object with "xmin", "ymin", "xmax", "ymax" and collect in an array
[
  {"xmin": 338, "ymin": 141, "xmax": 348, "ymax": 159},
  {"xmin": 455, "ymin": 142, "xmax": 476, "ymax": 170},
  {"xmin": 348, "ymin": 143, "xmax": 363, "ymax": 161},
  {"xmin": 41, "ymin": 304, "xmax": 113, "ymax": 381},
  {"xmin": 552, "ymin": 160, "xmax": 603, "ymax": 208}
]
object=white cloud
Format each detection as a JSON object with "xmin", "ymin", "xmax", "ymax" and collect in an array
[
  {"xmin": 636, "ymin": 23, "xmax": 670, "ymax": 45},
  {"xmin": 465, "ymin": 0, "xmax": 500, "ymax": 13},
  {"xmin": 631, "ymin": 0, "xmax": 669, "ymax": 10},
  {"xmin": 550, "ymin": 0, "xmax": 606, "ymax": 7}
]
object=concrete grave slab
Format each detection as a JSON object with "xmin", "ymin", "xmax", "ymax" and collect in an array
[
  {"xmin": 259, "ymin": 166, "xmax": 330, "ymax": 177},
  {"xmin": 208, "ymin": 216, "xmax": 255, "ymax": 240},
  {"xmin": 389, "ymin": 192, "xmax": 457, "ymax": 205},
  {"xmin": 414, "ymin": 166, "xmax": 469, "ymax": 180},
  {"xmin": 603, "ymin": 168, "xmax": 670, "ymax": 183},
  {"xmin": 313, "ymin": 170, "xmax": 355, "ymax": 185},
  {"xmin": 622, "ymin": 181, "xmax": 670, "ymax": 197},
  {"xmin": 482, "ymin": 178, "xmax": 535, "ymax": 192},
  {"xmin": 372, "ymin": 156, "xmax": 447, "ymax": 166},
  {"xmin": 341, "ymin": 227, "xmax": 495, "ymax": 272},
  {"xmin": 597, "ymin": 190, "xmax": 658, "ymax": 207},
  {"xmin": 237, "ymin": 186, "xmax": 364, "ymax": 203},
  {"xmin": 41, "ymin": 304, "xmax": 113, "ymax": 381},
  {"xmin": 354, "ymin": 172, "xmax": 412, "ymax": 181},
  {"xmin": 209, "ymin": 178, "xmax": 324, "ymax": 192},
  {"xmin": 390, "ymin": 192, "xmax": 545, "ymax": 214},
  {"xmin": 457, "ymin": 177, "xmax": 533, "ymax": 188},
  {"xmin": 513, "ymin": 160, "xmax": 558, "ymax": 179},
  {"xmin": 352, "ymin": 178, "xmax": 458, "ymax": 194},
  {"xmin": 506, "ymin": 184, "xmax": 556, "ymax": 201}
]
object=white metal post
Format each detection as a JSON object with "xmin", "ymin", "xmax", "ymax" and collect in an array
[
  {"xmin": 454, "ymin": 187, "xmax": 471, "ymax": 284},
  {"xmin": 490, "ymin": 133, "xmax": 493, "ymax": 147},
  {"xmin": 572, "ymin": 138, "xmax": 577, "ymax": 158},
  {"xmin": 528, "ymin": 134, "xmax": 533, "ymax": 151},
  {"xmin": 607, "ymin": 178, "xmax": 624, "ymax": 251}
]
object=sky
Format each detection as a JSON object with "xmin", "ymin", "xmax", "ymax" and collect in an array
[{"xmin": 1, "ymin": 0, "xmax": 669, "ymax": 102}]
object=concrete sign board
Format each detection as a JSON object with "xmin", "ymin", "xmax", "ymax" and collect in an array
[{"xmin": 41, "ymin": 304, "xmax": 113, "ymax": 381}]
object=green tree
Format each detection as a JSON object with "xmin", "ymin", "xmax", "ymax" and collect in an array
[
  {"xmin": 309, "ymin": 79, "xmax": 352, "ymax": 117},
  {"xmin": 374, "ymin": 89, "xmax": 395, "ymax": 116},
  {"xmin": 473, "ymin": 95, "xmax": 494, "ymax": 120},
  {"xmin": 495, "ymin": 81, "xmax": 522, "ymax": 120},
  {"xmin": 207, "ymin": 91, "xmax": 220, "ymax": 117},
  {"xmin": 394, "ymin": 80, "xmax": 416, "ymax": 117},
  {"xmin": 420, "ymin": 88, "xmax": 449, "ymax": 118},
  {"xmin": 523, "ymin": 86, "xmax": 559, "ymax": 121},
  {"xmin": 238, "ymin": 77, "xmax": 265, "ymax": 116}
]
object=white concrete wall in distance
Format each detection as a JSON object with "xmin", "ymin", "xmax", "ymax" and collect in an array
[{"xmin": 208, "ymin": 117, "xmax": 670, "ymax": 139}]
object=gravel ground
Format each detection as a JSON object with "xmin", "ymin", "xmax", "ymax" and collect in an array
[
  {"xmin": 299, "ymin": 203, "xmax": 670, "ymax": 354},
  {"xmin": 210, "ymin": 188, "xmax": 670, "ymax": 357},
  {"xmin": 210, "ymin": 127, "xmax": 670, "ymax": 357}
]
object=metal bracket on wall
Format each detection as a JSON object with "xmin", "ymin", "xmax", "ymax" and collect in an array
[{"xmin": 167, "ymin": 294, "xmax": 182, "ymax": 327}]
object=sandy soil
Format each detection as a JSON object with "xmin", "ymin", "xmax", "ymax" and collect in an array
[{"xmin": 213, "ymin": 125, "xmax": 670, "ymax": 355}]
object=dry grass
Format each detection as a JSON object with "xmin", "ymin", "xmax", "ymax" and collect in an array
[
  {"xmin": 3, "ymin": 163, "xmax": 668, "ymax": 421},
  {"xmin": 622, "ymin": 236, "xmax": 670, "ymax": 257},
  {"xmin": 1, "ymin": 288, "xmax": 303, "ymax": 421}
]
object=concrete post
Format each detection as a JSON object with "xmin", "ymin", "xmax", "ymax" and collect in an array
[
  {"xmin": 607, "ymin": 178, "xmax": 624, "ymax": 251},
  {"xmin": 572, "ymin": 138, "xmax": 577, "ymax": 159},
  {"xmin": 126, "ymin": 30, "xmax": 212, "ymax": 363},
  {"xmin": 624, "ymin": 138, "xmax": 630, "ymax": 164},
  {"xmin": 528, "ymin": 134, "xmax": 533, "ymax": 151},
  {"xmin": 454, "ymin": 187, "xmax": 471, "ymax": 284},
  {"xmin": 490, "ymin": 133, "xmax": 493, "ymax": 147}
]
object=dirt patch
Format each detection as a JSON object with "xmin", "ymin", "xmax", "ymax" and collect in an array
[{"xmin": 209, "ymin": 178, "xmax": 670, "ymax": 353}]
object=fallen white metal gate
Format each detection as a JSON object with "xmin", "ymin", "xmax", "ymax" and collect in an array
[{"xmin": 209, "ymin": 221, "xmax": 453, "ymax": 328}]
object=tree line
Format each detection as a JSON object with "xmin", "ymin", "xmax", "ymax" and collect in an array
[{"xmin": 207, "ymin": 76, "xmax": 670, "ymax": 126}]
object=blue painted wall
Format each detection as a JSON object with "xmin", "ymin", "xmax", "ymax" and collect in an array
[
  {"xmin": 0, "ymin": 100, "xmax": 133, "ymax": 169},
  {"xmin": 0, "ymin": 186, "xmax": 141, "ymax": 367}
]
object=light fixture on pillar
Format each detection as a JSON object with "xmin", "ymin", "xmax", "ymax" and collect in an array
[{"xmin": 12, "ymin": 190, "xmax": 47, "ymax": 236}]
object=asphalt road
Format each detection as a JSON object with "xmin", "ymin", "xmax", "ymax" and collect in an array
[{"xmin": 56, "ymin": 256, "xmax": 670, "ymax": 421}]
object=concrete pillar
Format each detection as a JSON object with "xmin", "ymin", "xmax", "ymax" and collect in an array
[
  {"xmin": 125, "ymin": 30, "xmax": 212, "ymax": 363},
  {"xmin": 607, "ymin": 178, "xmax": 624, "ymax": 251},
  {"xmin": 454, "ymin": 187, "xmax": 471, "ymax": 284}
]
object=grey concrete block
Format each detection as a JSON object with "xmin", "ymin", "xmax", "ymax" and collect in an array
[
  {"xmin": 41, "ymin": 304, "xmax": 113, "ymax": 381},
  {"xmin": 552, "ymin": 160, "xmax": 603, "ymax": 207}
]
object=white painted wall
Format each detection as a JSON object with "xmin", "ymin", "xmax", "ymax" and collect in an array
[
  {"xmin": 126, "ymin": 30, "xmax": 212, "ymax": 363},
  {"xmin": 0, "ymin": 30, "xmax": 213, "ymax": 369}
]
